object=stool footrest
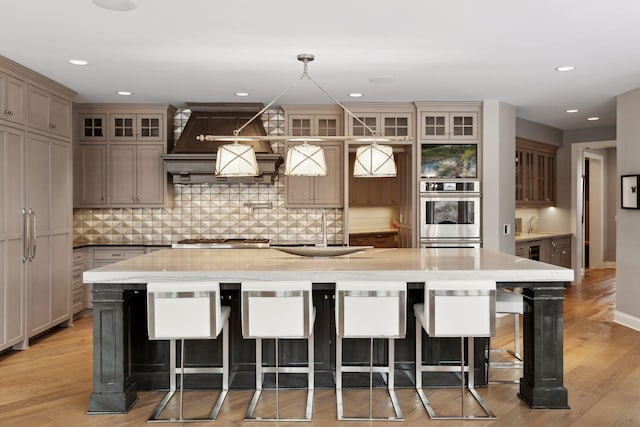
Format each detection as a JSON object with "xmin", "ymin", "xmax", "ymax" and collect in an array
[
  {"xmin": 244, "ymin": 389, "xmax": 313, "ymax": 422},
  {"xmin": 148, "ymin": 389, "xmax": 228, "ymax": 423},
  {"xmin": 337, "ymin": 388, "xmax": 404, "ymax": 421}
]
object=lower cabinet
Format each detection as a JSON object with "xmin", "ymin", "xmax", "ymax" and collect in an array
[
  {"xmin": 516, "ymin": 235, "xmax": 572, "ymax": 268},
  {"xmin": 349, "ymin": 231, "xmax": 398, "ymax": 248},
  {"xmin": 72, "ymin": 249, "xmax": 86, "ymax": 315}
]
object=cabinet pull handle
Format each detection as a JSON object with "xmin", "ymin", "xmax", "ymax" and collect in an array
[
  {"xmin": 22, "ymin": 208, "xmax": 28, "ymax": 262},
  {"xmin": 112, "ymin": 253, "xmax": 126, "ymax": 257},
  {"xmin": 29, "ymin": 208, "xmax": 37, "ymax": 261}
]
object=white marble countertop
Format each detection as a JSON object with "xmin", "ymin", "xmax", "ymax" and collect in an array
[{"xmin": 83, "ymin": 248, "xmax": 574, "ymax": 284}]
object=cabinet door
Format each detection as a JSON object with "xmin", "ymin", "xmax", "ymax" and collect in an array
[
  {"xmin": 313, "ymin": 143, "xmax": 343, "ymax": 207},
  {"xmin": 381, "ymin": 114, "xmax": 411, "ymax": 137},
  {"xmin": 449, "ymin": 112, "xmax": 477, "ymax": 139},
  {"xmin": 0, "ymin": 125, "xmax": 25, "ymax": 350},
  {"xmin": 27, "ymin": 85, "xmax": 50, "ymax": 133},
  {"xmin": 350, "ymin": 114, "xmax": 378, "ymax": 136},
  {"xmin": 49, "ymin": 95, "xmax": 71, "ymax": 138},
  {"xmin": 74, "ymin": 144, "xmax": 107, "ymax": 207},
  {"xmin": 137, "ymin": 114, "xmax": 163, "ymax": 141},
  {"xmin": 421, "ymin": 113, "xmax": 449, "ymax": 139},
  {"xmin": 286, "ymin": 175, "xmax": 315, "ymax": 206},
  {"xmin": 78, "ymin": 114, "xmax": 107, "ymax": 141},
  {"xmin": 135, "ymin": 145, "xmax": 165, "ymax": 204},
  {"xmin": 288, "ymin": 115, "xmax": 313, "ymax": 136},
  {"xmin": 109, "ymin": 145, "xmax": 136, "ymax": 205},
  {"xmin": 110, "ymin": 114, "xmax": 137, "ymax": 141},
  {"xmin": 1, "ymin": 73, "xmax": 26, "ymax": 125}
]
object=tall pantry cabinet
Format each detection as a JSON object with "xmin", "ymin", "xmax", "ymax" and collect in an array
[{"xmin": 0, "ymin": 56, "xmax": 74, "ymax": 352}]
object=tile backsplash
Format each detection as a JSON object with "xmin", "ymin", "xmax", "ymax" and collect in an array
[{"xmin": 73, "ymin": 108, "xmax": 344, "ymax": 246}]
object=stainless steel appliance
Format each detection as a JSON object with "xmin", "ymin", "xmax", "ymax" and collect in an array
[
  {"xmin": 420, "ymin": 180, "xmax": 481, "ymax": 246},
  {"xmin": 172, "ymin": 238, "xmax": 271, "ymax": 249}
]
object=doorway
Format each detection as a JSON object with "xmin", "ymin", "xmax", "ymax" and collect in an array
[{"xmin": 571, "ymin": 140, "xmax": 616, "ymax": 283}]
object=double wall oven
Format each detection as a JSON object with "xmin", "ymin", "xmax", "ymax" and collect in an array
[{"xmin": 419, "ymin": 180, "xmax": 481, "ymax": 248}]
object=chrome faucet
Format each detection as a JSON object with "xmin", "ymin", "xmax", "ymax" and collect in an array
[{"xmin": 528, "ymin": 216, "xmax": 539, "ymax": 234}]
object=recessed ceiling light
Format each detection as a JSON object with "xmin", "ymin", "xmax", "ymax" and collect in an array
[
  {"xmin": 234, "ymin": 92, "xmax": 250, "ymax": 97},
  {"xmin": 565, "ymin": 109, "xmax": 579, "ymax": 113},
  {"xmin": 69, "ymin": 59, "xmax": 88, "ymax": 66},
  {"xmin": 555, "ymin": 65, "xmax": 576, "ymax": 72},
  {"xmin": 349, "ymin": 93, "xmax": 363, "ymax": 98},
  {"xmin": 587, "ymin": 116, "xmax": 600, "ymax": 121},
  {"xmin": 116, "ymin": 91, "xmax": 132, "ymax": 96},
  {"xmin": 92, "ymin": 0, "xmax": 137, "ymax": 11}
]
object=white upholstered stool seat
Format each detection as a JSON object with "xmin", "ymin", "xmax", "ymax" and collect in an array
[
  {"xmin": 488, "ymin": 289, "xmax": 524, "ymax": 384},
  {"xmin": 146, "ymin": 282, "xmax": 230, "ymax": 423},
  {"xmin": 335, "ymin": 281, "xmax": 406, "ymax": 421},
  {"xmin": 241, "ymin": 281, "xmax": 315, "ymax": 421},
  {"xmin": 415, "ymin": 280, "xmax": 497, "ymax": 420}
]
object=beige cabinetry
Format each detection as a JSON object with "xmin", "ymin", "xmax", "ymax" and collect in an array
[
  {"xmin": 28, "ymin": 84, "xmax": 71, "ymax": 138},
  {"xmin": 0, "ymin": 124, "xmax": 26, "ymax": 351},
  {"xmin": 515, "ymin": 138, "xmax": 558, "ymax": 207},
  {"xmin": 285, "ymin": 141, "xmax": 344, "ymax": 207},
  {"xmin": 110, "ymin": 113, "xmax": 164, "ymax": 142},
  {"xmin": 345, "ymin": 111, "xmax": 412, "ymax": 138},
  {"xmin": 109, "ymin": 144, "xmax": 165, "ymax": 206},
  {"xmin": 73, "ymin": 105, "xmax": 174, "ymax": 208},
  {"xmin": 0, "ymin": 71, "xmax": 26, "ymax": 126},
  {"xmin": 27, "ymin": 133, "xmax": 72, "ymax": 337},
  {"xmin": 419, "ymin": 111, "xmax": 478, "ymax": 140},
  {"xmin": 282, "ymin": 106, "xmax": 344, "ymax": 208},
  {"xmin": 0, "ymin": 56, "xmax": 74, "ymax": 351},
  {"xmin": 348, "ymin": 152, "xmax": 399, "ymax": 206},
  {"xmin": 74, "ymin": 144, "xmax": 107, "ymax": 206},
  {"xmin": 72, "ymin": 249, "xmax": 86, "ymax": 315}
]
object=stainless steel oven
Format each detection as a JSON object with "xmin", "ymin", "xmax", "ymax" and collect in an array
[{"xmin": 420, "ymin": 180, "xmax": 481, "ymax": 241}]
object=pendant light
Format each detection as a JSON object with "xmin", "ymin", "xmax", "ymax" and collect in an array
[
  {"xmin": 285, "ymin": 140, "xmax": 327, "ymax": 176},
  {"xmin": 215, "ymin": 132, "xmax": 259, "ymax": 176},
  {"xmin": 353, "ymin": 142, "xmax": 397, "ymax": 177},
  {"xmin": 198, "ymin": 54, "xmax": 411, "ymax": 177}
]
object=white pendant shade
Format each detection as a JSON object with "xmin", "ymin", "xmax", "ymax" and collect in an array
[
  {"xmin": 215, "ymin": 142, "xmax": 259, "ymax": 176},
  {"xmin": 285, "ymin": 143, "xmax": 327, "ymax": 176},
  {"xmin": 353, "ymin": 143, "xmax": 397, "ymax": 177}
]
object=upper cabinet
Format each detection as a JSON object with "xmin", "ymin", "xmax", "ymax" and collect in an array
[
  {"xmin": 73, "ymin": 104, "xmax": 175, "ymax": 208},
  {"xmin": 0, "ymin": 71, "xmax": 26, "ymax": 126},
  {"xmin": 515, "ymin": 138, "xmax": 558, "ymax": 207},
  {"xmin": 285, "ymin": 141, "xmax": 344, "ymax": 207},
  {"xmin": 420, "ymin": 111, "xmax": 478, "ymax": 140},
  {"xmin": 346, "ymin": 112, "xmax": 412, "ymax": 138},
  {"xmin": 110, "ymin": 113, "xmax": 164, "ymax": 142},
  {"xmin": 28, "ymin": 84, "xmax": 71, "ymax": 138}
]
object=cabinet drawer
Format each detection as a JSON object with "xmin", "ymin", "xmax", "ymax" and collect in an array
[
  {"xmin": 73, "ymin": 250, "xmax": 85, "ymax": 264},
  {"xmin": 72, "ymin": 288, "xmax": 84, "ymax": 313},
  {"xmin": 92, "ymin": 248, "xmax": 145, "ymax": 261}
]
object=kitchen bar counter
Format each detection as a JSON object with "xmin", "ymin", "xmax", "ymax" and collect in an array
[{"xmin": 84, "ymin": 248, "xmax": 572, "ymax": 414}]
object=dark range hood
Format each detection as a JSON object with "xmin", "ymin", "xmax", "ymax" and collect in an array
[{"xmin": 162, "ymin": 103, "xmax": 283, "ymax": 184}]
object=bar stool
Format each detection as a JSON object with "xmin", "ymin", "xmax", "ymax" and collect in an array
[
  {"xmin": 146, "ymin": 281, "xmax": 230, "ymax": 423},
  {"xmin": 414, "ymin": 279, "xmax": 497, "ymax": 420},
  {"xmin": 241, "ymin": 281, "xmax": 315, "ymax": 421},
  {"xmin": 335, "ymin": 281, "xmax": 406, "ymax": 421},
  {"xmin": 488, "ymin": 289, "xmax": 524, "ymax": 384}
]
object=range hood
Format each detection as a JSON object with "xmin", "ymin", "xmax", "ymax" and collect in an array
[{"xmin": 162, "ymin": 103, "xmax": 283, "ymax": 184}]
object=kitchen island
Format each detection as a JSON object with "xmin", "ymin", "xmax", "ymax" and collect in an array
[{"xmin": 83, "ymin": 247, "xmax": 573, "ymax": 414}]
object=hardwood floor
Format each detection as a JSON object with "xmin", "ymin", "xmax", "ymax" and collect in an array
[{"xmin": 1, "ymin": 268, "xmax": 639, "ymax": 426}]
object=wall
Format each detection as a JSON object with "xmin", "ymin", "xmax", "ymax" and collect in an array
[
  {"xmin": 516, "ymin": 117, "xmax": 563, "ymax": 146},
  {"xmin": 73, "ymin": 109, "xmax": 344, "ymax": 246},
  {"xmin": 563, "ymin": 126, "xmax": 616, "ymax": 145},
  {"xmin": 614, "ymin": 87, "xmax": 640, "ymax": 330},
  {"xmin": 482, "ymin": 100, "xmax": 516, "ymax": 253}
]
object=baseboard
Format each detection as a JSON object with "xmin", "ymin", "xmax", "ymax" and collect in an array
[
  {"xmin": 613, "ymin": 311, "xmax": 640, "ymax": 332},
  {"xmin": 603, "ymin": 261, "xmax": 617, "ymax": 268}
]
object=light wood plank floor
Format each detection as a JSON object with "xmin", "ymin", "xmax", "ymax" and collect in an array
[{"xmin": 1, "ymin": 268, "xmax": 639, "ymax": 426}]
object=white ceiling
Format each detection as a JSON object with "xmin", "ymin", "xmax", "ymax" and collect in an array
[{"xmin": 2, "ymin": 0, "xmax": 639, "ymax": 130}]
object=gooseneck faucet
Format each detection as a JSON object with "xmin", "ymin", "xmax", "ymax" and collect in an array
[{"xmin": 529, "ymin": 216, "xmax": 539, "ymax": 234}]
